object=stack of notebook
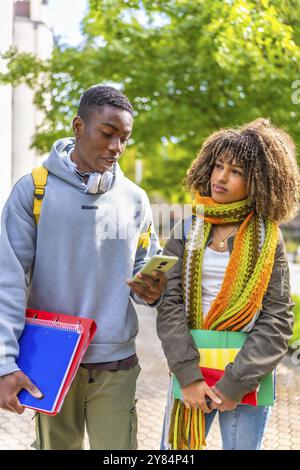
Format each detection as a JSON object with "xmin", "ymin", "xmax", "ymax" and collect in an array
[{"xmin": 17, "ymin": 309, "xmax": 97, "ymax": 415}]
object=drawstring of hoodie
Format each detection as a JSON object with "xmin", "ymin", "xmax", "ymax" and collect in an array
[{"xmin": 88, "ymin": 369, "xmax": 95, "ymax": 384}]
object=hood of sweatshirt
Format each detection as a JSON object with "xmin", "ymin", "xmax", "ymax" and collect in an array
[{"xmin": 43, "ymin": 137, "xmax": 124, "ymax": 194}]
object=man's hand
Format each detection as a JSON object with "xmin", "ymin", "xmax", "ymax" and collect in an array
[
  {"xmin": 127, "ymin": 270, "xmax": 167, "ymax": 305},
  {"xmin": 209, "ymin": 385, "xmax": 238, "ymax": 412},
  {"xmin": 0, "ymin": 371, "xmax": 43, "ymax": 414},
  {"xmin": 182, "ymin": 380, "xmax": 222, "ymax": 413}
]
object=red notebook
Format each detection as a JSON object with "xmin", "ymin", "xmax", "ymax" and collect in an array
[
  {"xmin": 17, "ymin": 309, "xmax": 97, "ymax": 415},
  {"xmin": 201, "ymin": 367, "xmax": 257, "ymax": 405}
]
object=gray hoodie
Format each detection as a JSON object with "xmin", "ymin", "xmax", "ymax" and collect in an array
[{"xmin": 0, "ymin": 138, "xmax": 161, "ymax": 377}]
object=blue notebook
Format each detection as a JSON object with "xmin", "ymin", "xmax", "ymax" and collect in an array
[{"xmin": 17, "ymin": 318, "xmax": 82, "ymax": 413}]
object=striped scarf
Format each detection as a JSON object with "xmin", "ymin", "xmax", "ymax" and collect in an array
[{"xmin": 169, "ymin": 194, "xmax": 278, "ymax": 450}]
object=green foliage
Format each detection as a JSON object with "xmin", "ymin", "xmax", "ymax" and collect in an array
[
  {"xmin": 1, "ymin": 0, "xmax": 300, "ymax": 200},
  {"xmin": 290, "ymin": 295, "xmax": 300, "ymax": 344},
  {"xmin": 285, "ymin": 239, "xmax": 299, "ymax": 254}
]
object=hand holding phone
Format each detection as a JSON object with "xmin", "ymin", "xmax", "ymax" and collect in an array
[
  {"xmin": 126, "ymin": 255, "xmax": 177, "ymax": 304},
  {"xmin": 131, "ymin": 255, "xmax": 179, "ymax": 286}
]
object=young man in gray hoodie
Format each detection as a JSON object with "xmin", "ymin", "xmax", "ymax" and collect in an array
[{"xmin": 0, "ymin": 85, "xmax": 166, "ymax": 450}]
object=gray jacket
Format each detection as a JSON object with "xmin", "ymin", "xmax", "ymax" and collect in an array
[{"xmin": 157, "ymin": 220, "xmax": 294, "ymax": 402}]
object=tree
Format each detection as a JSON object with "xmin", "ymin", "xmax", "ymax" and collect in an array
[{"xmin": 1, "ymin": 0, "xmax": 300, "ymax": 201}]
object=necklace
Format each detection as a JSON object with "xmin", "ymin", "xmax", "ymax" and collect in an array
[{"xmin": 214, "ymin": 226, "xmax": 238, "ymax": 248}]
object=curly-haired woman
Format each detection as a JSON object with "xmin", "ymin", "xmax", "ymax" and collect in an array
[{"xmin": 157, "ymin": 118, "xmax": 300, "ymax": 450}]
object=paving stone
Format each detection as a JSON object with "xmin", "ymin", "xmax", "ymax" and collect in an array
[
  {"xmin": 291, "ymin": 437, "xmax": 300, "ymax": 445},
  {"xmin": 290, "ymin": 424, "xmax": 300, "ymax": 432}
]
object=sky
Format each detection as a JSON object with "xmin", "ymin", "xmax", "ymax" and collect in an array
[
  {"xmin": 47, "ymin": 0, "xmax": 88, "ymax": 45},
  {"xmin": 46, "ymin": 1, "xmax": 167, "ymax": 45}
]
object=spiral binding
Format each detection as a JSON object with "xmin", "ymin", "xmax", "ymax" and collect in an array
[{"xmin": 26, "ymin": 316, "xmax": 84, "ymax": 334}]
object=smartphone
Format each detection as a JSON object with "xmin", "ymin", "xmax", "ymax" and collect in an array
[
  {"xmin": 132, "ymin": 255, "xmax": 179, "ymax": 285},
  {"xmin": 205, "ymin": 397, "xmax": 212, "ymax": 408}
]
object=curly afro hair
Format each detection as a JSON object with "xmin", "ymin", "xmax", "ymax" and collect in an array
[{"xmin": 184, "ymin": 118, "xmax": 300, "ymax": 223}]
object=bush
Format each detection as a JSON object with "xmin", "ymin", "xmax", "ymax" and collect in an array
[{"xmin": 290, "ymin": 295, "xmax": 300, "ymax": 345}]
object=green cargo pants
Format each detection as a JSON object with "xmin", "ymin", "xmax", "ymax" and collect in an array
[{"xmin": 33, "ymin": 363, "xmax": 141, "ymax": 450}]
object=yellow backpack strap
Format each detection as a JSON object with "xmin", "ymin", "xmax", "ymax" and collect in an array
[
  {"xmin": 137, "ymin": 223, "xmax": 152, "ymax": 250},
  {"xmin": 32, "ymin": 166, "xmax": 48, "ymax": 224}
]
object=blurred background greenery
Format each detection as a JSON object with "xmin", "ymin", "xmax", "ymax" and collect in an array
[
  {"xmin": 1, "ymin": 0, "xmax": 300, "ymax": 201},
  {"xmin": 291, "ymin": 295, "xmax": 300, "ymax": 346}
]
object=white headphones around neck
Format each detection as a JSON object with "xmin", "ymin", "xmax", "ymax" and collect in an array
[
  {"xmin": 63, "ymin": 144, "xmax": 115, "ymax": 194},
  {"xmin": 86, "ymin": 171, "xmax": 114, "ymax": 194}
]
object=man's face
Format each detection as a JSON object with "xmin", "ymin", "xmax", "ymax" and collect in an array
[{"xmin": 72, "ymin": 105, "xmax": 133, "ymax": 173}]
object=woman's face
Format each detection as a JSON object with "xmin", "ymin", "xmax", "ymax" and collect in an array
[{"xmin": 210, "ymin": 156, "xmax": 248, "ymax": 203}]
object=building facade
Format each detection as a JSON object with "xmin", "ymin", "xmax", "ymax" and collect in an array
[{"xmin": 0, "ymin": 0, "xmax": 53, "ymax": 213}]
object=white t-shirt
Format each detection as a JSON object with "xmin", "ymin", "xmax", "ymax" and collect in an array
[{"xmin": 202, "ymin": 246, "xmax": 230, "ymax": 319}]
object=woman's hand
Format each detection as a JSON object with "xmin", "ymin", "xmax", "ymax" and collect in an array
[
  {"xmin": 209, "ymin": 385, "xmax": 238, "ymax": 411},
  {"xmin": 182, "ymin": 380, "xmax": 222, "ymax": 413},
  {"xmin": 127, "ymin": 270, "xmax": 167, "ymax": 304}
]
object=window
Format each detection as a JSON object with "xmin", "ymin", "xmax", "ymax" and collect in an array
[{"xmin": 14, "ymin": 1, "xmax": 30, "ymax": 18}]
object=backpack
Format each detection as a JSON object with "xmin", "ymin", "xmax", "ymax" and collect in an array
[
  {"xmin": 31, "ymin": 166, "xmax": 150, "ymax": 249},
  {"xmin": 32, "ymin": 166, "xmax": 48, "ymax": 225}
]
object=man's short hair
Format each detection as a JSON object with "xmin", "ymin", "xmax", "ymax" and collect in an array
[{"xmin": 77, "ymin": 85, "xmax": 134, "ymax": 122}]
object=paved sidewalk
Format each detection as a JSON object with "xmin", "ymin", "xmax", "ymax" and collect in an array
[{"xmin": 0, "ymin": 305, "xmax": 299, "ymax": 450}]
